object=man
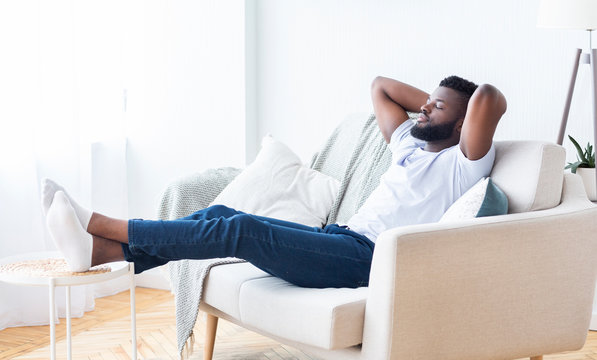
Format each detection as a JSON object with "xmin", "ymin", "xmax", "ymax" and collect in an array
[
  {"xmin": 346, "ymin": 76, "xmax": 506, "ymax": 241},
  {"xmin": 41, "ymin": 75, "xmax": 506, "ymax": 289}
]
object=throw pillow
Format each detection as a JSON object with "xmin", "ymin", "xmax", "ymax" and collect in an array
[
  {"xmin": 210, "ymin": 135, "xmax": 340, "ymax": 227},
  {"xmin": 439, "ymin": 177, "xmax": 508, "ymax": 222}
]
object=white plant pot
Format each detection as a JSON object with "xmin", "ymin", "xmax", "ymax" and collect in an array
[{"xmin": 576, "ymin": 168, "xmax": 597, "ymax": 201}]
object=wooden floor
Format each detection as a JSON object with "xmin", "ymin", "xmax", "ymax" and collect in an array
[
  {"xmin": 1, "ymin": 288, "xmax": 597, "ymax": 360},
  {"xmin": 0, "ymin": 288, "xmax": 312, "ymax": 360}
]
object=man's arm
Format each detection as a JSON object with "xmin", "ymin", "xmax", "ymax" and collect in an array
[
  {"xmin": 371, "ymin": 76, "xmax": 429, "ymax": 143},
  {"xmin": 459, "ymin": 84, "xmax": 507, "ymax": 160}
]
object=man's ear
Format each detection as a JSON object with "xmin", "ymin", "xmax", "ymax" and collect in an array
[{"xmin": 455, "ymin": 118, "xmax": 465, "ymax": 133}]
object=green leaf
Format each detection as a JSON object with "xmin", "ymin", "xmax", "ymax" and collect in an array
[
  {"xmin": 565, "ymin": 160, "xmax": 582, "ymax": 173},
  {"xmin": 566, "ymin": 135, "xmax": 596, "ymax": 169},
  {"xmin": 569, "ymin": 135, "xmax": 589, "ymax": 163}
]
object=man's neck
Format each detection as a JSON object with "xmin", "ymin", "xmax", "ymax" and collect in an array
[{"xmin": 423, "ymin": 139, "xmax": 459, "ymax": 153}]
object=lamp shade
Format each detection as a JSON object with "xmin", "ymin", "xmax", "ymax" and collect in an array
[{"xmin": 537, "ymin": 0, "xmax": 597, "ymax": 30}]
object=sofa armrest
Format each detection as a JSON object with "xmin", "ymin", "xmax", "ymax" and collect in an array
[
  {"xmin": 361, "ymin": 175, "xmax": 597, "ymax": 360},
  {"xmin": 157, "ymin": 167, "xmax": 242, "ymax": 220}
]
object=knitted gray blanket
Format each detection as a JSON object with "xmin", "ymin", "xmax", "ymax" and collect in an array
[
  {"xmin": 158, "ymin": 167, "xmax": 244, "ymax": 359},
  {"xmin": 157, "ymin": 113, "xmax": 409, "ymax": 358}
]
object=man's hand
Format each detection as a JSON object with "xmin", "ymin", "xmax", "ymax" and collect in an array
[
  {"xmin": 371, "ymin": 76, "xmax": 428, "ymax": 143},
  {"xmin": 459, "ymin": 84, "xmax": 507, "ymax": 160}
]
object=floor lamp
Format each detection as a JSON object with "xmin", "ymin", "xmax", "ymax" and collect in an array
[{"xmin": 537, "ymin": 0, "xmax": 597, "ymax": 196}]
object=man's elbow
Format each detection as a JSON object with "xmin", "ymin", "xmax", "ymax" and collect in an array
[
  {"xmin": 371, "ymin": 76, "xmax": 390, "ymax": 103},
  {"xmin": 475, "ymin": 84, "xmax": 501, "ymax": 98},
  {"xmin": 474, "ymin": 84, "xmax": 507, "ymax": 114},
  {"xmin": 371, "ymin": 76, "xmax": 384, "ymax": 92}
]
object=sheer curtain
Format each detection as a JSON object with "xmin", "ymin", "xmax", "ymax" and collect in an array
[
  {"xmin": 0, "ymin": 0, "xmax": 129, "ymax": 330},
  {"xmin": 0, "ymin": 0, "xmax": 249, "ymax": 330}
]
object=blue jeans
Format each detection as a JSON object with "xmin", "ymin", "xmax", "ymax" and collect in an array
[{"xmin": 121, "ymin": 205, "xmax": 375, "ymax": 288}]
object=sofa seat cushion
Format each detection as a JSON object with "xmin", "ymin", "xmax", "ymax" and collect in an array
[
  {"xmin": 239, "ymin": 276, "xmax": 368, "ymax": 350},
  {"xmin": 203, "ymin": 262, "xmax": 271, "ymax": 319},
  {"xmin": 203, "ymin": 262, "xmax": 368, "ymax": 350}
]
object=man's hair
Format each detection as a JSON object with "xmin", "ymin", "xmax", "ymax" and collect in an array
[
  {"xmin": 439, "ymin": 75, "xmax": 478, "ymax": 117},
  {"xmin": 439, "ymin": 75, "xmax": 477, "ymax": 101}
]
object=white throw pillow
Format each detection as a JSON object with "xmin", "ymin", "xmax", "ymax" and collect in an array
[{"xmin": 210, "ymin": 136, "xmax": 340, "ymax": 227}]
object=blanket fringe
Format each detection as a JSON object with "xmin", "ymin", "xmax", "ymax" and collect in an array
[{"xmin": 180, "ymin": 331, "xmax": 195, "ymax": 360}]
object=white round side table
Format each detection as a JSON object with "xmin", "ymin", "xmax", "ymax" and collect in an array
[{"xmin": 0, "ymin": 252, "xmax": 137, "ymax": 360}]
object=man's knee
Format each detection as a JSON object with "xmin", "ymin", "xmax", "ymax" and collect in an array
[
  {"xmin": 227, "ymin": 213, "xmax": 267, "ymax": 234},
  {"xmin": 204, "ymin": 204, "xmax": 240, "ymax": 218},
  {"xmin": 229, "ymin": 213, "xmax": 256, "ymax": 224}
]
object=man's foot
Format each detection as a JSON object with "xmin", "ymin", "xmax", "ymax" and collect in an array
[
  {"xmin": 46, "ymin": 191, "xmax": 92, "ymax": 272},
  {"xmin": 41, "ymin": 178, "xmax": 92, "ymax": 230}
]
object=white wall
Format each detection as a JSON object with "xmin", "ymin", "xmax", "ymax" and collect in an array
[
  {"xmin": 6, "ymin": 1, "xmax": 594, "ymax": 223},
  {"xmin": 75, "ymin": 0, "xmax": 597, "ymax": 219},
  {"xmin": 254, "ymin": 0, "xmax": 596, "ymax": 165},
  {"xmin": 123, "ymin": 0, "xmax": 249, "ymax": 219}
]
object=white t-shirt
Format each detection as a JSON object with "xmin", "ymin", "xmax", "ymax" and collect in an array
[{"xmin": 346, "ymin": 120, "xmax": 495, "ymax": 242}]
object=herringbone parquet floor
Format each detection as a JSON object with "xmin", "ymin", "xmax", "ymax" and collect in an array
[
  {"xmin": 0, "ymin": 288, "xmax": 312, "ymax": 360},
  {"xmin": 1, "ymin": 288, "xmax": 597, "ymax": 360}
]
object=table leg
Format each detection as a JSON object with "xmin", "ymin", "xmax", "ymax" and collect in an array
[
  {"xmin": 130, "ymin": 263, "xmax": 137, "ymax": 360},
  {"xmin": 66, "ymin": 285, "xmax": 71, "ymax": 360},
  {"xmin": 49, "ymin": 278, "xmax": 56, "ymax": 360}
]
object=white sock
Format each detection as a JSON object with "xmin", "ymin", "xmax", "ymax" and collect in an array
[
  {"xmin": 41, "ymin": 178, "xmax": 92, "ymax": 230},
  {"xmin": 46, "ymin": 191, "xmax": 92, "ymax": 272}
]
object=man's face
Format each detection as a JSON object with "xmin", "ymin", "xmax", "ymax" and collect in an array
[{"xmin": 410, "ymin": 86, "xmax": 464, "ymax": 142}]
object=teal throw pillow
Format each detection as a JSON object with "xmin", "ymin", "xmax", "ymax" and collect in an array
[{"xmin": 440, "ymin": 177, "xmax": 508, "ymax": 222}]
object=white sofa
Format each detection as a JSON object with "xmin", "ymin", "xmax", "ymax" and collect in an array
[{"xmin": 159, "ymin": 114, "xmax": 597, "ymax": 360}]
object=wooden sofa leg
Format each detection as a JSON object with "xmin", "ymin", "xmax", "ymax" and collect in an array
[
  {"xmin": 530, "ymin": 356, "xmax": 543, "ymax": 360},
  {"xmin": 204, "ymin": 314, "xmax": 219, "ymax": 360}
]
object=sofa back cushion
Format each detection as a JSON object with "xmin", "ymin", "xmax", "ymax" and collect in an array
[{"xmin": 491, "ymin": 141, "xmax": 565, "ymax": 213}]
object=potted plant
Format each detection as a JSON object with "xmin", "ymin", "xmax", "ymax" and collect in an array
[{"xmin": 565, "ymin": 135, "xmax": 596, "ymax": 201}]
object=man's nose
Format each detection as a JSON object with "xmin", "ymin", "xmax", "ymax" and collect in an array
[{"xmin": 420, "ymin": 103, "xmax": 430, "ymax": 113}]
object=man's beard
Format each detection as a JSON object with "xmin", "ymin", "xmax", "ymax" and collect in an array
[{"xmin": 410, "ymin": 119, "xmax": 458, "ymax": 142}]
